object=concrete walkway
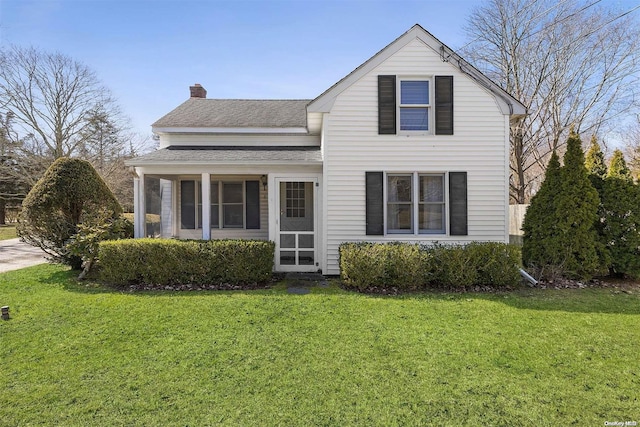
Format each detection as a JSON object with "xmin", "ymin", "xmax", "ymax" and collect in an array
[{"xmin": 0, "ymin": 238, "xmax": 48, "ymax": 273}]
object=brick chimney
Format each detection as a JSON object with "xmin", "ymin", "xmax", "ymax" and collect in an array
[{"xmin": 190, "ymin": 83, "xmax": 207, "ymax": 99}]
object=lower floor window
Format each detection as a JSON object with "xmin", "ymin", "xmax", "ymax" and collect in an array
[
  {"xmin": 180, "ymin": 180, "xmax": 251, "ymax": 229},
  {"xmin": 387, "ymin": 172, "xmax": 445, "ymax": 234}
]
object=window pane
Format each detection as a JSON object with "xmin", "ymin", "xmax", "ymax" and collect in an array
[
  {"xmin": 180, "ymin": 180, "xmax": 195, "ymax": 229},
  {"xmin": 280, "ymin": 251, "xmax": 295, "ymax": 265},
  {"xmin": 298, "ymin": 234, "xmax": 314, "ymax": 248},
  {"xmin": 211, "ymin": 182, "xmax": 219, "ymax": 202},
  {"xmin": 211, "ymin": 205, "xmax": 219, "ymax": 228},
  {"xmin": 400, "ymin": 107, "xmax": 428, "ymax": 131},
  {"xmin": 387, "ymin": 203, "xmax": 413, "ymax": 232},
  {"xmin": 280, "ymin": 234, "xmax": 295, "ymax": 249},
  {"xmin": 210, "ymin": 182, "xmax": 219, "ymax": 227},
  {"xmin": 419, "ymin": 204, "xmax": 445, "ymax": 233},
  {"xmin": 197, "ymin": 181, "xmax": 202, "ymax": 229},
  {"xmin": 299, "ymin": 251, "xmax": 314, "ymax": 265},
  {"xmin": 387, "ymin": 175, "xmax": 412, "ymax": 202},
  {"xmin": 420, "ymin": 175, "xmax": 444, "ymax": 202},
  {"xmin": 223, "ymin": 205, "xmax": 243, "ymax": 228},
  {"xmin": 223, "ymin": 182, "xmax": 243, "ymax": 203},
  {"xmin": 401, "ymin": 81, "xmax": 429, "ymax": 104}
]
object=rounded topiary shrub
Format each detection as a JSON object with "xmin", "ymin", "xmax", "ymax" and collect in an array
[{"xmin": 17, "ymin": 157, "xmax": 122, "ymax": 269}]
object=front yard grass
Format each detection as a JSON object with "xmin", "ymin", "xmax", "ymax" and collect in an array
[
  {"xmin": 1, "ymin": 264, "xmax": 639, "ymax": 425},
  {"xmin": 0, "ymin": 224, "xmax": 17, "ymax": 240}
]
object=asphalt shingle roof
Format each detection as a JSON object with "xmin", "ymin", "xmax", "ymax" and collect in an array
[
  {"xmin": 152, "ymin": 99, "xmax": 311, "ymax": 129},
  {"xmin": 128, "ymin": 146, "xmax": 322, "ymax": 165}
]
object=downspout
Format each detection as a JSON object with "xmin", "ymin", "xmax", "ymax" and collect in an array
[{"xmin": 519, "ymin": 268, "xmax": 538, "ymax": 286}]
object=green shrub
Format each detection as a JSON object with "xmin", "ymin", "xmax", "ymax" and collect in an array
[
  {"xmin": 466, "ymin": 242, "xmax": 522, "ymax": 287},
  {"xmin": 17, "ymin": 158, "xmax": 121, "ymax": 269},
  {"xmin": 428, "ymin": 243, "xmax": 478, "ymax": 288},
  {"xmin": 98, "ymin": 239, "xmax": 275, "ymax": 286},
  {"xmin": 339, "ymin": 241, "xmax": 521, "ymax": 291},
  {"xmin": 67, "ymin": 212, "xmax": 133, "ymax": 279}
]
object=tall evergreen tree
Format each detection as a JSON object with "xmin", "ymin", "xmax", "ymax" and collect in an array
[
  {"xmin": 522, "ymin": 151, "xmax": 562, "ymax": 273},
  {"xmin": 608, "ymin": 149, "xmax": 634, "ymax": 182},
  {"xmin": 600, "ymin": 151, "xmax": 640, "ymax": 278},
  {"xmin": 585, "ymin": 136, "xmax": 607, "ymax": 179},
  {"xmin": 554, "ymin": 130, "xmax": 602, "ymax": 279},
  {"xmin": 524, "ymin": 130, "xmax": 602, "ymax": 279}
]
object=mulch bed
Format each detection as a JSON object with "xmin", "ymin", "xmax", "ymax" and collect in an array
[{"xmin": 346, "ymin": 277, "xmax": 640, "ymax": 295}]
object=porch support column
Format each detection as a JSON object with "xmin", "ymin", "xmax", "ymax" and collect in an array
[
  {"xmin": 201, "ymin": 173, "xmax": 211, "ymax": 240},
  {"xmin": 133, "ymin": 171, "xmax": 145, "ymax": 238}
]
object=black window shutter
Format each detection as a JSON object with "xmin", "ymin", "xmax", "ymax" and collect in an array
[
  {"xmin": 435, "ymin": 76, "xmax": 454, "ymax": 135},
  {"xmin": 449, "ymin": 172, "xmax": 467, "ymax": 235},
  {"xmin": 366, "ymin": 172, "xmax": 384, "ymax": 235},
  {"xmin": 180, "ymin": 180, "xmax": 196, "ymax": 229},
  {"xmin": 245, "ymin": 181, "xmax": 260, "ymax": 229},
  {"xmin": 378, "ymin": 75, "xmax": 396, "ymax": 135}
]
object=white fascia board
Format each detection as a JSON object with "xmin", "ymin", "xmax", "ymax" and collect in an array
[{"xmin": 152, "ymin": 127, "xmax": 309, "ymax": 134}]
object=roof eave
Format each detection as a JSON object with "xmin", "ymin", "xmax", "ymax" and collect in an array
[
  {"xmin": 125, "ymin": 159, "xmax": 323, "ymax": 167},
  {"xmin": 152, "ymin": 126, "xmax": 309, "ymax": 135}
]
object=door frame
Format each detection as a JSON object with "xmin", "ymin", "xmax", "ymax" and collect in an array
[{"xmin": 271, "ymin": 175, "xmax": 320, "ymax": 272}]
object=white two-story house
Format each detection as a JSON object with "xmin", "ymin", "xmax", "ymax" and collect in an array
[{"xmin": 128, "ymin": 24, "xmax": 527, "ymax": 275}]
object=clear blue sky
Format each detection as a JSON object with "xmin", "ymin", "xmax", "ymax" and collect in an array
[{"xmin": 0, "ymin": 0, "xmax": 637, "ymax": 139}]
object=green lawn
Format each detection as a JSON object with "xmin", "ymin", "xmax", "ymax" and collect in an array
[
  {"xmin": 0, "ymin": 224, "xmax": 17, "ymax": 240},
  {"xmin": 1, "ymin": 265, "xmax": 639, "ymax": 426}
]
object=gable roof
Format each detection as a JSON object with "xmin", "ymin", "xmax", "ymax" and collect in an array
[
  {"xmin": 307, "ymin": 24, "xmax": 527, "ymax": 117},
  {"xmin": 152, "ymin": 99, "xmax": 311, "ymax": 131}
]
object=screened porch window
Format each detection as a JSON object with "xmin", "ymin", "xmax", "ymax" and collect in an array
[{"xmin": 180, "ymin": 180, "xmax": 248, "ymax": 229}]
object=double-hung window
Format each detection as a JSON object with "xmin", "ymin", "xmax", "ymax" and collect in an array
[
  {"xmin": 399, "ymin": 79, "xmax": 430, "ymax": 131},
  {"xmin": 387, "ymin": 174, "xmax": 414, "ymax": 233},
  {"xmin": 221, "ymin": 182, "xmax": 244, "ymax": 228},
  {"xmin": 418, "ymin": 174, "xmax": 445, "ymax": 234},
  {"xmin": 181, "ymin": 180, "xmax": 254, "ymax": 230},
  {"xmin": 386, "ymin": 173, "xmax": 446, "ymax": 235}
]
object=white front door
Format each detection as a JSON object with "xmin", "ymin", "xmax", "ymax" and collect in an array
[{"xmin": 275, "ymin": 178, "xmax": 318, "ymax": 272}]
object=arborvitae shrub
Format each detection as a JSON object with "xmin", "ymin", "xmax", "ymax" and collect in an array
[
  {"xmin": 599, "ymin": 152, "xmax": 640, "ymax": 278},
  {"xmin": 523, "ymin": 130, "xmax": 602, "ymax": 279},
  {"xmin": 585, "ymin": 136, "xmax": 608, "ymax": 179},
  {"xmin": 553, "ymin": 131, "xmax": 602, "ymax": 279},
  {"xmin": 522, "ymin": 151, "xmax": 562, "ymax": 274},
  {"xmin": 608, "ymin": 149, "xmax": 634, "ymax": 182},
  {"xmin": 17, "ymin": 158, "xmax": 122, "ymax": 269}
]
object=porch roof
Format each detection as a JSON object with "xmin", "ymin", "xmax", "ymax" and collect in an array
[{"xmin": 127, "ymin": 145, "xmax": 323, "ymax": 166}]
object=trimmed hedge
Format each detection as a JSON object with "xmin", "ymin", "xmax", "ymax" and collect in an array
[
  {"xmin": 98, "ymin": 239, "xmax": 275, "ymax": 286},
  {"xmin": 339, "ymin": 242, "xmax": 521, "ymax": 291}
]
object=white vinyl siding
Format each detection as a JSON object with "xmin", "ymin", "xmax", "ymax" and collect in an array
[{"xmin": 322, "ymin": 38, "xmax": 509, "ymax": 274}]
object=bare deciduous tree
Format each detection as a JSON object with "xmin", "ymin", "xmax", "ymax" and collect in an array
[
  {"xmin": 0, "ymin": 46, "xmax": 151, "ymax": 212},
  {"xmin": 0, "ymin": 46, "xmax": 116, "ymax": 160},
  {"xmin": 463, "ymin": 0, "xmax": 640, "ymax": 203}
]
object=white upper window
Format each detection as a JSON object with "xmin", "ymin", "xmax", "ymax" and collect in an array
[{"xmin": 399, "ymin": 79, "xmax": 430, "ymax": 131}]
